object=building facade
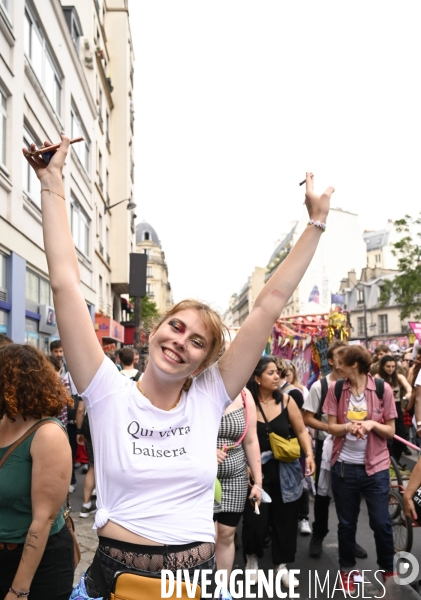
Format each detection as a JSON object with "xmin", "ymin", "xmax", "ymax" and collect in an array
[
  {"xmin": 364, "ymin": 221, "xmax": 402, "ymax": 271},
  {"xmin": 135, "ymin": 221, "xmax": 173, "ymax": 314},
  {"xmin": 265, "ymin": 208, "xmax": 367, "ymax": 317},
  {"xmin": 0, "ymin": 0, "xmax": 135, "ymax": 350},
  {"xmin": 340, "ymin": 268, "xmax": 411, "ymax": 348},
  {"xmin": 223, "ymin": 267, "xmax": 265, "ymax": 328}
]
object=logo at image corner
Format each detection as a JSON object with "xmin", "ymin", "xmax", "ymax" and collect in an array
[{"xmin": 393, "ymin": 551, "xmax": 419, "ymax": 585}]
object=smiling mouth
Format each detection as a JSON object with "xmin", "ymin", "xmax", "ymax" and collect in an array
[{"xmin": 162, "ymin": 348, "xmax": 184, "ymax": 363}]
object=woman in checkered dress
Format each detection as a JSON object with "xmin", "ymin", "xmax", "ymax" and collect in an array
[{"xmin": 214, "ymin": 389, "xmax": 261, "ymax": 577}]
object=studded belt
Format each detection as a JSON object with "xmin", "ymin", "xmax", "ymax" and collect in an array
[{"xmin": 0, "ymin": 542, "xmax": 19, "ymax": 551}]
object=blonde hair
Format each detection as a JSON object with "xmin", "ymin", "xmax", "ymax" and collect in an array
[
  {"xmin": 285, "ymin": 362, "xmax": 304, "ymax": 391},
  {"xmin": 154, "ymin": 299, "xmax": 228, "ymax": 372}
]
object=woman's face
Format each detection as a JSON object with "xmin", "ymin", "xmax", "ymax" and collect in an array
[
  {"xmin": 256, "ymin": 362, "xmax": 279, "ymax": 392},
  {"xmin": 285, "ymin": 368, "xmax": 294, "ymax": 384},
  {"xmin": 383, "ymin": 360, "xmax": 396, "ymax": 376},
  {"xmin": 148, "ymin": 309, "xmax": 212, "ymax": 378},
  {"xmin": 336, "ymin": 358, "xmax": 354, "ymax": 379}
]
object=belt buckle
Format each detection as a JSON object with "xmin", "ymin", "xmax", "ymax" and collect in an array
[{"xmin": 0, "ymin": 542, "xmax": 18, "ymax": 551}]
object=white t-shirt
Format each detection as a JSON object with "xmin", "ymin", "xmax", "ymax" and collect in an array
[
  {"xmin": 338, "ymin": 393, "xmax": 368, "ymax": 464},
  {"xmin": 81, "ymin": 357, "xmax": 231, "ymax": 544},
  {"xmin": 303, "ymin": 374, "xmax": 333, "ymax": 441},
  {"xmin": 120, "ymin": 368, "xmax": 139, "ymax": 379},
  {"xmin": 415, "ymin": 370, "xmax": 421, "ymax": 387}
]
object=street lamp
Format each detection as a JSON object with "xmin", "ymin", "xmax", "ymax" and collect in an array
[{"xmin": 105, "ymin": 198, "xmax": 137, "ymax": 213}]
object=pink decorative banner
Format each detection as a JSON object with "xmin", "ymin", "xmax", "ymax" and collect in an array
[{"xmin": 409, "ymin": 322, "xmax": 421, "ymax": 342}]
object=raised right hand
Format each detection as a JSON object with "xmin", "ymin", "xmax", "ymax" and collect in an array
[{"xmin": 22, "ymin": 133, "xmax": 70, "ymax": 182}]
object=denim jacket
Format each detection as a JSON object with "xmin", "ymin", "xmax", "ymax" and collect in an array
[{"xmin": 261, "ymin": 451, "xmax": 303, "ymax": 503}]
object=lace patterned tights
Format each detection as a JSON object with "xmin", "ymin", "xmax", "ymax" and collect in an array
[{"xmin": 99, "ymin": 541, "xmax": 215, "ymax": 573}]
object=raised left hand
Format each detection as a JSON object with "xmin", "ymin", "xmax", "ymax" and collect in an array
[{"xmin": 304, "ymin": 172, "xmax": 334, "ymax": 223}]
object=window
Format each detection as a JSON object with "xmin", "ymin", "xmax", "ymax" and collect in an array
[
  {"xmin": 62, "ymin": 7, "xmax": 83, "ymax": 55},
  {"xmin": 98, "ymin": 275, "xmax": 103, "ymax": 307},
  {"xmin": 98, "ymin": 150, "xmax": 103, "ymax": 190},
  {"xmin": 24, "ymin": 5, "xmax": 62, "ymax": 115},
  {"xmin": 0, "ymin": 253, "xmax": 7, "ymax": 301},
  {"xmin": 357, "ymin": 317, "xmax": 366, "ymax": 337},
  {"xmin": 71, "ymin": 197, "xmax": 90, "ymax": 256},
  {"xmin": 98, "ymin": 88, "xmax": 103, "ymax": 123},
  {"xmin": 146, "ymin": 283, "xmax": 154, "ymax": 297},
  {"xmin": 379, "ymin": 314, "xmax": 388, "ymax": 335},
  {"xmin": 25, "ymin": 317, "xmax": 39, "ymax": 348},
  {"xmin": 144, "ymin": 249, "xmax": 150, "ymax": 258},
  {"xmin": 23, "ymin": 126, "xmax": 41, "ymax": 205},
  {"xmin": 143, "ymin": 231, "xmax": 150, "ymax": 241},
  {"xmin": 25, "ymin": 269, "xmax": 51, "ymax": 304},
  {"xmin": 98, "ymin": 213, "xmax": 103, "ymax": 254},
  {"xmin": 0, "ymin": 310, "xmax": 7, "ymax": 334},
  {"xmin": 357, "ymin": 288, "xmax": 364, "ymax": 305},
  {"xmin": 71, "ymin": 105, "xmax": 90, "ymax": 173},
  {"xmin": 147, "ymin": 266, "xmax": 152, "ymax": 278},
  {"xmin": 375, "ymin": 253, "xmax": 381, "ymax": 263},
  {"xmin": 106, "ymin": 112, "xmax": 110, "ymax": 145},
  {"xmin": 105, "ymin": 227, "xmax": 110, "ymax": 263},
  {"xmin": 0, "ymin": 87, "xmax": 6, "ymax": 167}
]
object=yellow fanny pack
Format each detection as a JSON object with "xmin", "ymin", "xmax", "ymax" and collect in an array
[{"xmin": 110, "ymin": 571, "xmax": 201, "ymax": 600}]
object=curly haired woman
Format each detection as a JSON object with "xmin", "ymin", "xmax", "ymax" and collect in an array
[{"xmin": 0, "ymin": 344, "xmax": 73, "ymax": 600}]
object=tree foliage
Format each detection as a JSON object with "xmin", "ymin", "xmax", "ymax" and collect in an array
[
  {"xmin": 380, "ymin": 213, "xmax": 421, "ymax": 319},
  {"xmin": 128, "ymin": 296, "xmax": 160, "ymax": 327},
  {"xmin": 141, "ymin": 296, "xmax": 160, "ymax": 320}
]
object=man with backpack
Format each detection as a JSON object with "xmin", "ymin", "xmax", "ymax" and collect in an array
[
  {"xmin": 303, "ymin": 340, "xmax": 367, "ymax": 560},
  {"xmin": 119, "ymin": 347, "xmax": 142, "ymax": 381}
]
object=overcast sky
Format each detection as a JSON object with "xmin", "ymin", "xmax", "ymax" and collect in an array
[{"xmin": 129, "ymin": 1, "xmax": 420, "ymax": 313}]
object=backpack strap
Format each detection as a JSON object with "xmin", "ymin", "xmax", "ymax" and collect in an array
[
  {"xmin": 132, "ymin": 370, "xmax": 142, "ymax": 382},
  {"xmin": 223, "ymin": 389, "xmax": 249, "ymax": 452},
  {"xmin": 315, "ymin": 377, "xmax": 328, "ymax": 421},
  {"xmin": 375, "ymin": 377, "xmax": 384, "ymax": 399},
  {"xmin": 0, "ymin": 419, "xmax": 65, "ymax": 470},
  {"xmin": 334, "ymin": 378, "xmax": 345, "ymax": 402}
]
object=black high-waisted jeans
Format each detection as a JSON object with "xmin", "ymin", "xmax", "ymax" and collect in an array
[{"xmin": 0, "ymin": 525, "xmax": 74, "ymax": 600}]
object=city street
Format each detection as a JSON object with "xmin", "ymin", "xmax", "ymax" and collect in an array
[{"xmin": 70, "ymin": 452, "xmax": 421, "ymax": 599}]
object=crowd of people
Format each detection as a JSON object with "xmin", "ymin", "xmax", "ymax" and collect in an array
[{"xmin": 1, "ymin": 133, "xmax": 421, "ymax": 600}]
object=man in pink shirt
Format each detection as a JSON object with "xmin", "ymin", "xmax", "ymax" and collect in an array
[{"xmin": 323, "ymin": 345, "xmax": 396, "ymax": 594}]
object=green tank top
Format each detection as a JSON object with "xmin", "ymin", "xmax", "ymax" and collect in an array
[{"xmin": 0, "ymin": 418, "xmax": 66, "ymax": 543}]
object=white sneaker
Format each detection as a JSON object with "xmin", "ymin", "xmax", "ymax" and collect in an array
[
  {"xmin": 276, "ymin": 564, "xmax": 299, "ymax": 588},
  {"xmin": 68, "ymin": 484, "xmax": 76, "ymax": 493},
  {"xmin": 245, "ymin": 554, "xmax": 259, "ymax": 585},
  {"xmin": 299, "ymin": 519, "xmax": 312, "ymax": 535}
]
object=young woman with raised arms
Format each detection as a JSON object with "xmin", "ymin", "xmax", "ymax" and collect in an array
[{"xmin": 22, "ymin": 135, "xmax": 334, "ymax": 597}]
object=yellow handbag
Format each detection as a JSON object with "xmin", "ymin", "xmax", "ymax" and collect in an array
[
  {"xmin": 110, "ymin": 571, "xmax": 201, "ymax": 600},
  {"xmin": 258, "ymin": 395, "xmax": 301, "ymax": 462},
  {"xmin": 268, "ymin": 430, "xmax": 301, "ymax": 462}
]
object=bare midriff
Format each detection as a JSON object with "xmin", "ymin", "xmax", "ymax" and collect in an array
[{"xmin": 98, "ymin": 521, "xmax": 164, "ymax": 546}]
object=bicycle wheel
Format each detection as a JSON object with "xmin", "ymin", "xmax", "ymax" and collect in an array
[
  {"xmin": 390, "ymin": 455, "xmax": 403, "ymax": 488},
  {"xmin": 388, "ymin": 488, "xmax": 413, "ymax": 553}
]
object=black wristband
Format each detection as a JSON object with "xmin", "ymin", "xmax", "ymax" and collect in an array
[{"xmin": 76, "ymin": 428, "xmax": 83, "ymax": 434}]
